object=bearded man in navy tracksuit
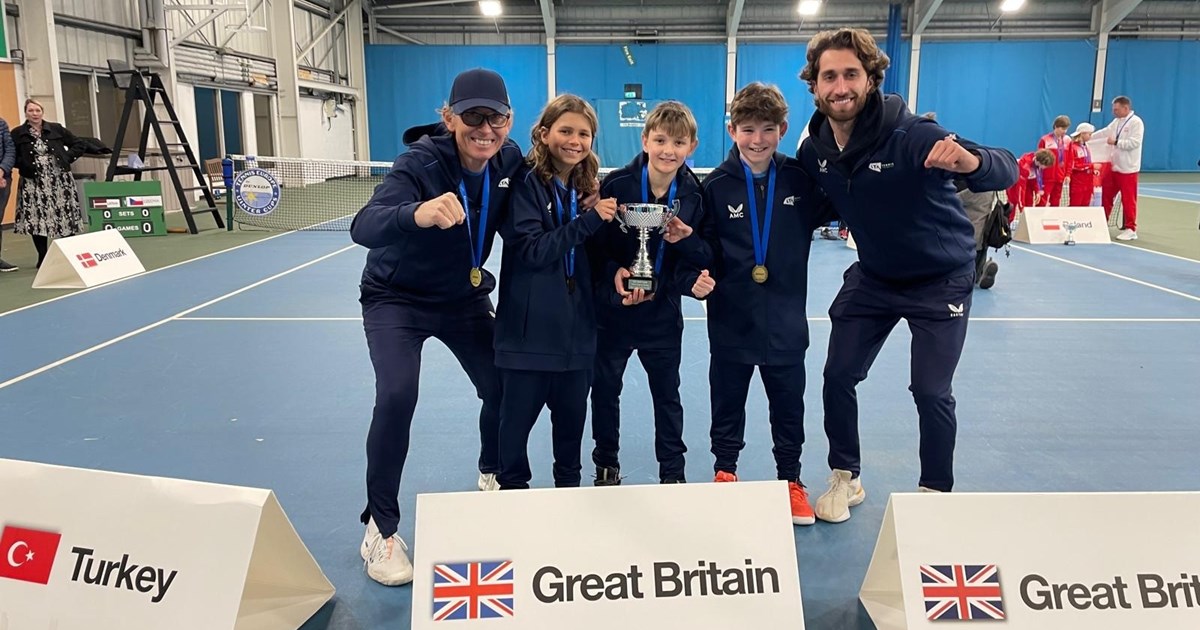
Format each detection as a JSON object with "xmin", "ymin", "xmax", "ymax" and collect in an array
[
  {"xmin": 795, "ymin": 29, "xmax": 1018, "ymax": 524},
  {"xmin": 349, "ymin": 69, "xmax": 524, "ymax": 585}
]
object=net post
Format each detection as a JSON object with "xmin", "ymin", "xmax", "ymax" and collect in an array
[{"xmin": 223, "ymin": 156, "xmax": 234, "ymax": 231}]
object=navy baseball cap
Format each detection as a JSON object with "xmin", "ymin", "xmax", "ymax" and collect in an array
[{"xmin": 449, "ymin": 68, "xmax": 511, "ymax": 116}]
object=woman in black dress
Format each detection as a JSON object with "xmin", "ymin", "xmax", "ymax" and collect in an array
[{"xmin": 11, "ymin": 98, "xmax": 86, "ymax": 267}]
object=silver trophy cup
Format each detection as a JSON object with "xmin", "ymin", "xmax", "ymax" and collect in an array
[{"xmin": 616, "ymin": 201, "xmax": 681, "ymax": 293}]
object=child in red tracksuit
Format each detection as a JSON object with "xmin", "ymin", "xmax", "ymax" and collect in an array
[
  {"xmin": 1005, "ymin": 149, "xmax": 1055, "ymax": 221},
  {"xmin": 1037, "ymin": 115, "xmax": 1071, "ymax": 206},
  {"xmin": 1067, "ymin": 122, "xmax": 1099, "ymax": 207}
]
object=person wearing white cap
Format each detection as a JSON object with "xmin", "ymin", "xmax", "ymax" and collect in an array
[
  {"xmin": 1089, "ymin": 96, "xmax": 1143, "ymax": 240},
  {"xmin": 1067, "ymin": 122, "xmax": 1100, "ymax": 207}
]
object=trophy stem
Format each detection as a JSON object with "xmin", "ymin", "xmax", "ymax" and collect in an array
[{"xmin": 633, "ymin": 228, "xmax": 653, "ymax": 275}]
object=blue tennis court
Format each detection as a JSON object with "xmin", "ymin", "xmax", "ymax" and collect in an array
[
  {"xmin": 1139, "ymin": 182, "xmax": 1200, "ymax": 203},
  {"xmin": 2, "ymin": 232, "xmax": 1198, "ymax": 629}
]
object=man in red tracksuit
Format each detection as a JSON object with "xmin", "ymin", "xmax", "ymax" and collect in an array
[
  {"xmin": 1036, "ymin": 115, "xmax": 1071, "ymax": 207},
  {"xmin": 1067, "ymin": 122, "xmax": 1099, "ymax": 207},
  {"xmin": 1006, "ymin": 149, "xmax": 1055, "ymax": 220}
]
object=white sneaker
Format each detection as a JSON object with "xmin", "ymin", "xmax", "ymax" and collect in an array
[
  {"xmin": 815, "ymin": 469, "xmax": 865, "ymax": 523},
  {"xmin": 361, "ymin": 518, "xmax": 414, "ymax": 586},
  {"xmin": 477, "ymin": 472, "xmax": 499, "ymax": 491},
  {"xmin": 918, "ymin": 486, "xmax": 943, "ymax": 493},
  {"xmin": 1116, "ymin": 229, "xmax": 1138, "ymax": 241}
]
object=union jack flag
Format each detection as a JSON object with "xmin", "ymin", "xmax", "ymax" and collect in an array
[
  {"xmin": 432, "ymin": 560, "xmax": 515, "ymax": 621},
  {"xmin": 921, "ymin": 564, "xmax": 1006, "ymax": 621}
]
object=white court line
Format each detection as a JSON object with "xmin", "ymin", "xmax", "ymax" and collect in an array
[
  {"xmin": 178, "ymin": 316, "xmax": 363, "ymax": 321},
  {"xmin": 1113, "ymin": 242, "xmax": 1200, "ymax": 264},
  {"xmin": 1142, "ymin": 187, "xmax": 1200, "ymax": 197},
  {"xmin": 0, "ymin": 245, "xmax": 357, "ymax": 392},
  {"xmin": 1011, "ymin": 245, "xmax": 1200, "ymax": 303},
  {"xmin": 175, "ymin": 315, "xmax": 1200, "ymax": 323},
  {"xmin": 671, "ymin": 316, "xmax": 1200, "ymax": 323},
  {"xmin": 0, "ymin": 229, "xmax": 319, "ymax": 319},
  {"xmin": 969, "ymin": 317, "xmax": 1200, "ymax": 322},
  {"xmin": 1141, "ymin": 193, "xmax": 1200, "ymax": 204}
]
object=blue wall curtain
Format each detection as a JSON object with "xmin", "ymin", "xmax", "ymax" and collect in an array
[
  {"xmin": 363, "ymin": 38, "xmax": 1193, "ymax": 171},
  {"xmin": 364, "ymin": 45, "xmax": 548, "ymax": 162},
  {"xmin": 220, "ymin": 90, "xmax": 243, "ymax": 156},
  {"xmin": 736, "ymin": 43, "xmax": 812, "ymax": 157},
  {"xmin": 556, "ymin": 44, "xmax": 726, "ymax": 168},
  {"xmin": 736, "ymin": 39, "xmax": 909, "ymax": 155},
  {"xmin": 193, "ymin": 87, "xmax": 219, "ymax": 161},
  {"xmin": 917, "ymin": 40, "xmax": 1095, "ymax": 157},
  {"xmin": 1102, "ymin": 39, "xmax": 1199, "ymax": 171},
  {"xmin": 882, "ymin": 4, "xmax": 904, "ymax": 95}
]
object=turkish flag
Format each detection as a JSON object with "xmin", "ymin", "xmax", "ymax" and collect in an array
[{"xmin": 0, "ymin": 525, "xmax": 62, "ymax": 585}]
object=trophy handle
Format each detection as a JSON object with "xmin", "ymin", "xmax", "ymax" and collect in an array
[
  {"xmin": 658, "ymin": 200, "xmax": 681, "ymax": 233},
  {"xmin": 616, "ymin": 204, "xmax": 629, "ymax": 233}
]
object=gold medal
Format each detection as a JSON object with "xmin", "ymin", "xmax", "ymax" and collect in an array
[
  {"xmin": 469, "ymin": 267, "xmax": 483, "ymax": 287},
  {"xmin": 752, "ymin": 265, "xmax": 768, "ymax": 284}
]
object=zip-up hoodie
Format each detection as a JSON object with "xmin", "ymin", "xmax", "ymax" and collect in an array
[
  {"xmin": 494, "ymin": 165, "xmax": 607, "ymax": 371},
  {"xmin": 688, "ymin": 148, "xmax": 833, "ymax": 366},
  {"xmin": 799, "ymin": 92, "xmax": 1018, "ymax": 285},
  {"xmin": 350, "ymin": 123, "xmax": 524, "ymax": 307},
  {"xmin": 589, "ymin": 152, "xmax": 704, "ymax": 349}
]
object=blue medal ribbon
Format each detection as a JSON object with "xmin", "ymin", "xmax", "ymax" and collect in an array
[
  {"xmin": 641, "ymin": 163, "xmax": 678, "ymax": 276},
  {"xmin": 742, "ymin": 160, "xmax": 776, "ymax": 271},
  {"xmin": 458, "ymin": 165, "xmax": 490, "ymax": 278},
  {"xmin": 553, "ymin": 179, "xmax": 578, "ymax": 283}
]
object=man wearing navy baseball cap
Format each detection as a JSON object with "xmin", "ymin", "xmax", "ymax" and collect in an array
[{"xmin": 350, "ymin": 66, "xmax": 523, "ymax": 586}]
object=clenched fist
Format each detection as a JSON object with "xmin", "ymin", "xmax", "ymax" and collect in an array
[
  {"xmin": 414, "ymin": 192, "xmax": 465, "ymax": 229},
  {"xmin": 692, "ymin": 269, "xmax": 715, "ymax": 298},
  {"xmin": 924, "ymin": 135, "xmax": 981, "ymax": 174}
]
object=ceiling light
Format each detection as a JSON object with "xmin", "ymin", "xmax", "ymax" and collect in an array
[
  {"xmin": 797, "ymin": 1, "xmax": 821, "ymax": 17},
  {"xmin": 999, "ymin": 0, "xmax": 1025, "ymax": 13},
  {"xmin": 479, "ymin": 1, "xmax": 502, "ymax": 17}
]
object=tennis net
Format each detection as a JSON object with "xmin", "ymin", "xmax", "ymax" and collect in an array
[
  {"xmin": 224, "ymin": 156, "xmax": 717, "ymax": 231},
  {"xmin": 227, "ymin": 155, "xmax": 392, "ymax": 231}
]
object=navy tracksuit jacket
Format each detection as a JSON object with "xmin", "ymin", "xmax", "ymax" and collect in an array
[
  {"xmin": 494, "ymin": 164, "xmax": 608, "ymax": 489},
  {"xmin": 587, "ymin": 153, "xmax": 704, "ymax": 482},
  {"xmin": 798, "ymin": 91, "xmax": 1019, "ymax": 491},
  {"xmin": 349, "ymin": 123, "xmax": 523, "ymax": 537}
]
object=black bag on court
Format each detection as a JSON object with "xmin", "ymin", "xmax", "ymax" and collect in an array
[{"xmin": 984, "ymin": 193, "xmax": 1013, "ymax": 250}]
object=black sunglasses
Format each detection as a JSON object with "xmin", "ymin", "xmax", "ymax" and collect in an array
[{"xmin": 460, "ymin": 110, "xmax": 510, "ymax": 129}]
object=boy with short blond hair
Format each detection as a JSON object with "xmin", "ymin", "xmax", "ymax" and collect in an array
[{"xmin": 588, "ymin": 100, "xmax": 704, "ymax": 486}]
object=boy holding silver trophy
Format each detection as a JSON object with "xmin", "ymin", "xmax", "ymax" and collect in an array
[
  {"xmin": 668, "ymin": 83, "xmax": 835, "ymax": 526},
  {"xmin": 587, "ymin": 101, "xmax": 707, "ymax": 486}
]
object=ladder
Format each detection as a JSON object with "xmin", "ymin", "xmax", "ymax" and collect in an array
[{"xmin": 104, "ymin": 62, "xmax": 224, "ymax": 234}]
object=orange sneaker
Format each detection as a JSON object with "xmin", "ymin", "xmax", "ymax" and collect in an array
[
  {"xmin": 714, "ymin": 471, "xmax": 738, "ymax": 483},
  {"xmin": 789, "ymin": 482, "xmax": 815, "ymax": 526}
]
